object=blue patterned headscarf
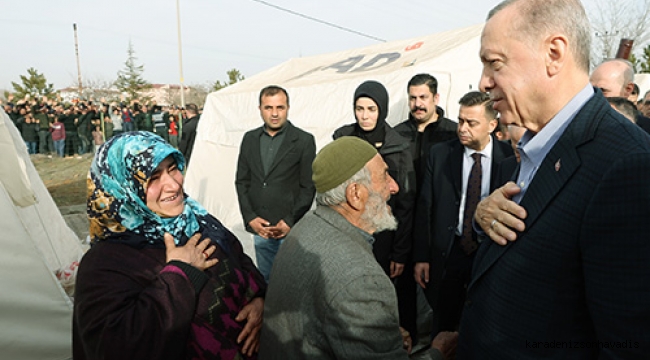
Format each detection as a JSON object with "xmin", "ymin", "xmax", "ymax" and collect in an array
[{"xmin": 87, "ymin": 131, "xmax": 228, "ymax": 251}]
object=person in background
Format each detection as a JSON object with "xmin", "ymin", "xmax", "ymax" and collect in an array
[
  {"xmin": 62, "ymin": 105, "xmax": 80, "ymax": 158},
  {"xmin": 19, "ymin": 111, "xmax": 38, "ymax": 154},
  {"xmin": 35, "ymin": 104, "xmax": 53, "ymax": 155},
  {"xmin": 49, "ymin": 115, "xmax": 66, "ymax": 157},
  {"xmin": 73, "ymin": 132, "xmax": 266, "ymax": 360},
  {"xmin": 110, "ymin": 107, "xmax": 123, "ymax": 137},
  {"xmin": 152, "ymin": 105, "xmax": 169, "ymax": 142},
  {"xmin": 136, "ymin": 105, "xmax": 153, "ymax": 132},
  {"xmin": 590, "ymin": 58, "xmax": 650, "ymax": 133},
  {"xmin": 178, "ymin": 103, "xmax": 200, "ymax": 165},
  {"xmin": 395, "ymin": 74, "xmax": 458, "ymax": 188},
  {"xmin": 606, "ymin": 96, "xmax": 638, "ymax": 123},
  {"xmin": 413, "ymin": 91, "xmax": 512, "ymax": 337},
  {"xmin": 168, "ymin": 114, "xmax": 179, "ymax": 148},
  {"xmin": 91, "ymin": 125, "xmax": 104, "ymax": 153},
  {"xmin": 121, "ymin": 106, "xmax": 135, "ymax": 132},
  {"xmin": 235, "ymin": 85, "xmax": 316, "ymax": 283},
  {"xmin": 332, "ymin": 80, "xmax": 417, "ymax": 341}
]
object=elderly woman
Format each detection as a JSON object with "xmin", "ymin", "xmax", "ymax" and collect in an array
[{"xmin": 73, "ymin": 132, "xmax": 266, "ymax": 360}]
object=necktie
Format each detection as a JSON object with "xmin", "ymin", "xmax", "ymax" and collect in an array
[{"xmin": 460, "ymin": 153, "xmax": 482, "ymax": 255}]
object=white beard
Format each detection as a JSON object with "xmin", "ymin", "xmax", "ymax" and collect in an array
[{"xmin": 360, "ymin": 190, "xmax": 398, "ymax": 233}]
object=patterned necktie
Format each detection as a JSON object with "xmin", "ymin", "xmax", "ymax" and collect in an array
[{"xmin": 460, "ymin": 153, "xmax": 482, "ymax": 255}]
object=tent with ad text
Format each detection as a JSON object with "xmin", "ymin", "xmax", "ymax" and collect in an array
[{"xmin": 185, "ymin": 23, "xmax": 484, "ymax": 253}]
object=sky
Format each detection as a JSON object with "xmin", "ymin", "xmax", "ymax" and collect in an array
[
  {"xmin": 0, "ymin": 0, "xmax": 505, "ymax": 92},
  {"xmin": 1, "ymin": 0, "xmax": 600, "ymax": 92}
]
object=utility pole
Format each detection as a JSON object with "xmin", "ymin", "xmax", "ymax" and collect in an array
[
  {"xmin": 176, "ymin": 0, "xmax": 186, "ymax": 110},
  {"xmin": 73, "ymin": 23, "xmax": 83, "ymax": 99}
]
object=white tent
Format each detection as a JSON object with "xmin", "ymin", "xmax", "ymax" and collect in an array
[
  {"xmin": 0, "ymin": 109, "xmax": 85, "ymax": 360},
  {"xmin": 185, "ymin": 24, "xmax": 484, "ymax": 250},
  {"xmin": 635, "ymin": 73, "xmax": 650, "ymax": 99}
]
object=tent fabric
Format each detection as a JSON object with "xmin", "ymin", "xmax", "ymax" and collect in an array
[
  {"xmin": 185, "ymin": 24, "xmax": 484, "ymax": 252},
  {"xmin": 0, "ymin": 109, "xmax": 85, "ymax": 360},
  {"xmin": 0, "ymin": 112, "xmax": 35, "ymax": 207}
]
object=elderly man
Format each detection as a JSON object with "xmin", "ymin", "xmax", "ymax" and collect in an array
[
  {"xmin": 260, "ymin": 136, "xmax": 457, "ymax": 359},
  {"xmin": 460, "ymin": 0, "xmax": 650, "ymax": 358}
]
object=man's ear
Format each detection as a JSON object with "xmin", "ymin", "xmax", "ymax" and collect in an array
[
  {"xmin": 624, "ymin": 82, "xmax": 635, "ymax": 98},
  {"xmin": 345, "ymin": 182, "xmax": 364, "ymax": 211},
  {"xmin": 546, "ymin": 33, "xmax": 569, "ymax": 77},
  {"xmin": 488, "ymin": 118, "xmax": 498, "ymax": 134}
]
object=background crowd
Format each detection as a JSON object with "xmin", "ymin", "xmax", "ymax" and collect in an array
[{"xmin": 1, "ymin": 94, "xmax": 198, "ymax": 159}]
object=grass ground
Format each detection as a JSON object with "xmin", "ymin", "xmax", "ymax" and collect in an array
[{"xmin": 32, "ymin": 153, "xmax": 93, "ymax": 207}]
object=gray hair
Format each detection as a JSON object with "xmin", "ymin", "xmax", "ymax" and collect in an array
[
  {"xmin": 488, "ymin": 0, "xmax": 591, "ymax": 73},
  {"xmin": 315, "ymin": 166, "xmax": 371, "ymax": 206}
]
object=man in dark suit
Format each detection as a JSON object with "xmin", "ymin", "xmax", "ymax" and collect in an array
[
  {"xmin": 178, "ymin": 103, "xmax": 200, "ymax": 165},
  {"xmin": 462, "ymin": 0, "xmax": 650, "ymax": 358},
  {"xmin": 413, "ymin": 91, "xmax": 513, "ymax": 335},
  {"xmin": 235, "ymin": 85, "xmax": 316, "ymax": 282}
]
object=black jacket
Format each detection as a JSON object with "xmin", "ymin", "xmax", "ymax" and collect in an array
[
  {"xmin": 179, "ymin": 115, "xmax": 200, "ymax": 164},
  {"xmin": 413, "ymin": 137, "xmax": 513, "ymax": 305},
  {"xmin": 333, "ymin": 124, "xmax": 416, "ymax": 266},
  {"xmin": 394, "ymin": 107, "xmax": 458, "ymax": 189},
  {"xmin": 235, "ymin": 121, "xmax": 316, "ymax": 234}
]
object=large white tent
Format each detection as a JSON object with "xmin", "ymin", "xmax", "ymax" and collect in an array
[
  {"xmin": 185, "ymin": 24, "xmax": 484, "ymax": 250},
  {"xmin": 0, "ymin": 109, "xmax": 84, "ymax": 360}
]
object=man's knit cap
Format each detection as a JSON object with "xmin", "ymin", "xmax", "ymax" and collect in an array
[{"xmin": 312, "ymin": 136, "xmax": 377, "ymax": 193}]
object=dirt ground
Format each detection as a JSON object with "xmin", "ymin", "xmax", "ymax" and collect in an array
[{"xmin": 32, "ymin": 153, "xmax": 93, "ymax": 207}]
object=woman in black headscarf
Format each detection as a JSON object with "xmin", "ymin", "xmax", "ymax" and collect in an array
[{"xmin": 332, "ymin": 80, "xmax": 418, "ymax": 345}]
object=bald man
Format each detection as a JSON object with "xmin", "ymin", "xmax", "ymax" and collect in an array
[{"xmin": 590, "ymin": 58, "xmax": 650, "ymax": 134}]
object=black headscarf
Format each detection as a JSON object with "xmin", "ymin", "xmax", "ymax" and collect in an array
[{"xmin": 353, "ymin": 80, "xmax": 389, "ymax": 149}]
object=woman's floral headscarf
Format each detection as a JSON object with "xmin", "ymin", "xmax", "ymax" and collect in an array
[{"xmin": 87, "ymin": 131, "xmax": 228, "ymax": 251}]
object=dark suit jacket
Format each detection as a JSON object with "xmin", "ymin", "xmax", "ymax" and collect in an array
[
  {"xmin": 178, "ymin": 115, "xmax": 199, "ymax": 164},
  {"xmin": 459, "ymin": 92, "xmax": 650, "ymax": 359},
  {"xmin": 235, "ymin": 121, "xmax": 316, "ymax": 234},
  {"xmin": 413, "ymin": 136, "xmax": 513, "ymax": 306},
  {"xmin": 495, "ymin": 154, "xmax": 519, "ymax": 186},
  {"xmin": 635, "ymin": 114, "xmax": 650, "ymax": 135}
]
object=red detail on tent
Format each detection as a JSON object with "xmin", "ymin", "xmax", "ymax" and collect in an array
[{"xmin": 405, "ymin": 42, "xmax": 423, "ymax": 51}]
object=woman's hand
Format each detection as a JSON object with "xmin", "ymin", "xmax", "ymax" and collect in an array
[
  {"xmin": 164, "ymin": 232, "xmax": 218, "ymax": 271},
  {"xmin": 235, "ymin": 297, "xmax": 264, "ymax": 356}
]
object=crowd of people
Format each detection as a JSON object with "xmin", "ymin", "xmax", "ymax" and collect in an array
[
  {"xmin": 1, "ymin": 95, "xmax": 201, "ymax": 163},
  {"xmin": 62, "ymin": 0, "xmax": 650, "ymax": 358}
]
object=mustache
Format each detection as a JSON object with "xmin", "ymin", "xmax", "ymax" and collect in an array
[{"xmin": 412, "ymin": 106, "xmax": 427, "ymax": 112}]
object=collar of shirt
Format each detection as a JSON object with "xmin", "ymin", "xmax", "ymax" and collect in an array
[
  {"xmin": 262, "ymin": 122, "xmax": 288, "ymax": 137},
  {"xmin": 356, "ymin": 228, "xmax": 375, "ymax": 246},
  {"xmin": 463, "ymin": 135, "xmax": 493, "ymax": 162},
  {"xmin": 514, "ymin": 84, "xmax": 594, "ymax": 202}
]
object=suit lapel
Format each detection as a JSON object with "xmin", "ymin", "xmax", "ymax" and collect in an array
[
  {"xmin": 489, "ymin": 139, "xmax": 507, "ymax": 191},
  {"xmin": 250, "ymin": 127, "xmax": 265, "ymax": 176},
  {"xmin": 470, "ymin": 92, "xmax": 606, "ymax": 288},
  {"xmin": 266, "ymin": 122, "xmax": 297, "ymax": 177},
  {"xmin": 449, "ymin": 142, "xmax": 464, "ymax": 198}
]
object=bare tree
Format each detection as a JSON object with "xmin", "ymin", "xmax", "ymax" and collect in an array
[
  {"xmin": 71, "ymin": 77, "xmax": 120, "ymax": 102},
  {"xmin": 589, "ymin": 0, "xmax": 650, "ymax": 66},
  {"xmin": 166, "ymin": 83, "xmax": 211, "ymax": 108}
]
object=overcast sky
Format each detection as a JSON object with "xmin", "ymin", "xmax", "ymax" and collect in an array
[{"xmin": 2, "ymin": 0, "xmax": 598, "ymax": 92}]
